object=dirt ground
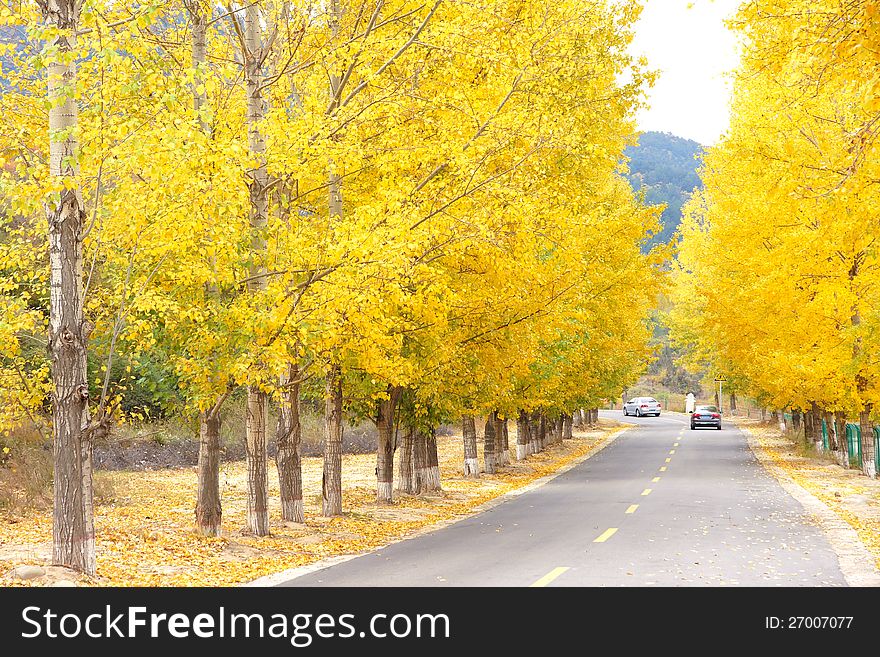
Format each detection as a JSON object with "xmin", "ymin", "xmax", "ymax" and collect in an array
[
  {"xmin": 741, "ymin": 419, "xmax": 880, "ymax": 571},
  {"xmin": 1, "ymin": 420, "xmax": 624, "ymax": 586}
]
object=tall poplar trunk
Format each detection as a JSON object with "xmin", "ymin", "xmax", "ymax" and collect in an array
[
  {"xmin": 515, "ymin": 410, "xmax": 529, "ymax": 460},
  {"xmin": 241, "ymin": 2, "xmax": 270, "ymax": 536},
  {"xmin": 322, "ymin": 365, "xmax": 343, "ymax": 516},
  {"xmin": 462, "ymin": 415, "xmax": 480, "ymax": 476},
  {"xmin": 328, "ymin": 0, "xmax": 343, "ymax": 222},
  {"xmin": 563, "ymin": 414, "xmax": 573, "ymax": 439},
  {"xmin": 397, "ymin": 428, "xmax": 414, "ymax": 493},
  {"xmin": 196, "ymin": 409, "xmax": 222, "ymax": 536},
  {"xmin": 44, "ymin": 0, "xmax": 94, "ymax": 575},
  {"xmin": 483, "ymin": 415, "xmax": 497, "ymax": 474},
  {"xmin": 376, "ymin": 387, "xmax": 400, "ymax": 504},
  {"xmin": 189, "ymin": 0, "xmax": 224, "ymax": 539},
  {"xmin": 276, "ymin": 363, "xmax": 304, "ymax": 522},
  {"xmin": 245, "ymin": 387, "xmax": 269, "ymax": 535},
  {"xmin": 423, "ymin": 429, "xmax": 441, "ymax": 492}
]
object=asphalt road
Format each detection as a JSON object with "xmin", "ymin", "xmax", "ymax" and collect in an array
[{"xmin": 280, "ymin": 411, "xmax": 847, "ymax": 586}]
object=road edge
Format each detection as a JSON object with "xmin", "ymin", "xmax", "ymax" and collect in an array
[
  {"xmin": 740, "ymin": 424, "xmax": 880, "ymax": 587},
  {"xmin": 243, "ymin": 423, "xmax": 634, "ymax": 587}
]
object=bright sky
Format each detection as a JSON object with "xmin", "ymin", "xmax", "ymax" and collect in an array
[{"xmin": 629, "ymin": 0, "xmax": 742, "ymax": 146}]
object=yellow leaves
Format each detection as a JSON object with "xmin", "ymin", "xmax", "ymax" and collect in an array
[{"xmin": 1, "ymin": 425, "xmax": 618, "ymax": 586}]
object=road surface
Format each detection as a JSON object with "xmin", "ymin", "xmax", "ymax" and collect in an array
[{"xmin": 280, "ymin": 411, "xmax": 847, "ymax": 586}]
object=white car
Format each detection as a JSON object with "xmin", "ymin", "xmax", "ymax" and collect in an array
[{"xmin": 623, "ymin": 397, "xmax": 662, "ymax": 417}]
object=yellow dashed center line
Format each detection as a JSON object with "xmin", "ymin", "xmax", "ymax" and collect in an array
[
  {"xmin": 659, "ymin": 466, "xmax": 667, "ymax": 472},
  {"xmin": 625, "ymin": 504, "xmax": 639, "ymax": 514},
  {"xmin": 652, "ymin": 476, "xmax": 661, "ymax": 483},
  {"xmin": 641, "ymin": 488, "xmax": 652, "ymax": 496},
  {"xmin": 674, "ymin": 442, "xmax": 679, "ymax": 447},
  {"xmin": 665, "ymin": 457, "xmax": 672, "ymax": 463},
  {"xmin": 530, "ymin": 567, "xmax": 570, "ymax": 587},
  {"xmin": 594, "ymin": 528, "xmax": 618, "ymax": 543},
  {"xmin": 669, "ymin": 449, "xmax": 676, "ymax": 454}
]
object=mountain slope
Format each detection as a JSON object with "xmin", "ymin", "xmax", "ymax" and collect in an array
[{"xmin": 625, "ymin": 131, "xmax": 703, "ymax": 244}]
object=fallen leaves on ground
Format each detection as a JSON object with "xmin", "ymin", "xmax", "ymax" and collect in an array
[{"xmin": 1, "ymin": 421, "xmax": 622, "ymax": 586}]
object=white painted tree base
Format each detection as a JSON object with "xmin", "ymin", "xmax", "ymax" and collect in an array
[
  {"xmin": 423, "ymin": 466, "xmax": 441, "ymax": 491},
  {"xmin": 463, "ymin": 458, "xmax": 480, "ymax": 477},
  {"xmin": 863, "ymin": 461, "xmax": 877, "ymax": 479},
  {"xmin": 516, "ymin": 445, "xmax": 528, "ymax": 460},
  {"xmin": 377, "ymin": 481, "xmax": 393, "ymax": 503},
  {"xmin": 281, "ymin": 499, "xmax": 305, "ymax": 524}
]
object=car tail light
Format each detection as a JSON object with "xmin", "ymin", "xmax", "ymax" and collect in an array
[
  {"xmin": 640, "ymin": 404, "xmax": 648, "ymax": 408},
  {"xmin": 711, "ymin": 413, "xmax": 720, "ymax": 419}
]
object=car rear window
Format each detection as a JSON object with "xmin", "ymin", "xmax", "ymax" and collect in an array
[{"xmin": 696, "ymin": 405, "xmax": 719, "ymax": 412}]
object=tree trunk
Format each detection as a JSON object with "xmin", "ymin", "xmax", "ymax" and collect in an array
[
  {"xmin": 241, "ymin": 0, "xmax": 270, "ymax": 537},
  {"xmin": 189, "ymin": 0, "xmax": 225, "ymax": 538},
  {"xmin": 245, "ymin": 386, "xmax": 269, "ymax": 535},
  {"xmin": 563, "ymin": 414, "xmax": 573, "ymax": 439},
  {"xmin": 376, "ymin": 387, "xmax": 400, "ymax": 504},
  {"xmin": 483, "ymin": 415, "xmax": 497, "ymax": 474},
  {"xmin": 322, "ymin": 365, "xmax": 343, "ymax": 516},
  {"xmin": 529, "ymin": 411, "xmax": 540, "ymax": 454},
  {"xmin": 493, "ymin": 413, "xmax": 508, "ymax": 467},
  {"xmin": 516, "ymin": 410, "xmax": 529, "ymax": 460},
  {"xmin": 397, "ymin": 428, "xmax": 414, "ymax": 493},
  {"xmin": 276, "ymin": 363, "xmax": 304, "ymax": 523},
  {"xmin": 537, "ymin": 413, "xmax": 547, "ymax": 451},
  {"xmin": 328, "ymin": 0, "xmax": 344, "ymax": 221},
  {"xmin": 803, "ymin": 406, "xmax": 815, "ymax": 445},
  {"xmin": 729, "ymin": 393, "xmax": 737, "ymax": 414},
  {"xmin": 835, "ymin": 410, "xmax": 849, "ymax": 467},
  {"xmin": 44, "ymin": 0, "xmax": 94, "ymax": 577},
  {"xmin": 823, "ymin": 409, "xmax": 836, "ymax": 452},
  {"xmin": 423, "ymin": 429, "xmax": 441, "ymax": 492},
  {"xmin": 809, "ymin": 402, "xmax": 823, "ymax": 451},
  {"xmin": 409, "ymin": 429, "xmax": 424, "ymax": 493},
  {"xmin": 196, "ymin": 409, "xmax": 222, "ymax": 536},
  {"xmin": 859, "ymin": 405, "xmax": 875, "ymax": 478},
  {"xmin": 791, "ymin": 410, "xmax": 802, "ymax": 433},
  {"xmin": 462, "ymin": 415, "xmax": 479, "ymax": 477}
]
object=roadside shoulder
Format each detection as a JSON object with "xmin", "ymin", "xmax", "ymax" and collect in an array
[{"xmin": 738, "ymin": 421, "xmax": 880, "ymax": 587}]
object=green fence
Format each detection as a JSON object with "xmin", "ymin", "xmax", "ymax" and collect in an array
[
  {"xmin": 875, "ymin": 427, "xmax": 880, "ymax": 475},
  {"xmin": 845, "ymin": 423, "xmax": 862, "ymax": 468},
  {"xmin": 786, "ymin": 415, "xmax": 878, "ymax": 471}
]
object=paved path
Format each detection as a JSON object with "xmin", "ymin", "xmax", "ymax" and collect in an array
[{"xmin": 280, "ymin": 411, "xmax": 846, "ymax": 586}]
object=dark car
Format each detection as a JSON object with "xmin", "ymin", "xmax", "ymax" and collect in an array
[{"xmin": 691, "ymin": 405, "xmax": 721, "ymax": 430}]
